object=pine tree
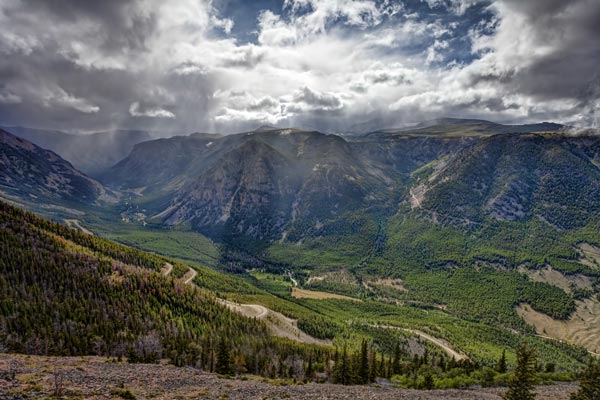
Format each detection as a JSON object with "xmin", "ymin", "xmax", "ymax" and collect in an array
[
  {"xmin": 423, "ymin": 372, "xmax": 434, "ymax": 390},
  {"xmin": 333, "ymin": 343, "xmax": 352, "ymax": 385},
  {"xmin": 216, "ymin": 336, "xmax": 232, "ymax": 375},
  {"xmin": 503, "ymin": 342, "xmax": 537, "ymax": 400},
  {"xmin": 392, "ymin": 342, "xmax": 401, "ymax": 375},
  {"xmin": 359, "ymin": 339, "xmax": 369, "ymax": 384},
  {"xmin": 369, "ymin": 349, "xmax": 377, "ymax": 383},
  {"xmin": 305, "ymin": 354, "xmax": 313, "ymax": 380},
  {"xmin": 570, "ymin": 359, "xmax": 600, "ymax": 400},
  {"xmin": 497, "ymin": 349, "xmax": 508, "ymax": 373}
]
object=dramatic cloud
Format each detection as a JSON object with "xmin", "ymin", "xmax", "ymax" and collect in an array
[
  {"xmin": 0, "ymin": 0, "xmax": 598, "ymax": 133},
  {"xmin": 129, "ymin": 102, "xmax": 175, "ymax": 119}
]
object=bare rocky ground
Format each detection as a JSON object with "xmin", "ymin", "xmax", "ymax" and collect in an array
[{"xmin": 0, "ymin": 354, "xmax": 578, "ymax": 400}]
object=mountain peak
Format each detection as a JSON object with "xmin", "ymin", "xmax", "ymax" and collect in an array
[{"xmin": 254, "ymin": 124, "xmax": 280, "ymax": 132}]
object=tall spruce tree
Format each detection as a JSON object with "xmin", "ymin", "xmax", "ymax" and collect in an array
[
  {"xmin": 369, "ymin": 349, "xmax": 377, "ymax": 383},
  {"xmin": 497, "ymin": 349, "xmax": 508, "ymax": 373},
  {"xmin": 503, "ymin": 342, "xmax": 537, "ymax": 400},
  {"xmin": 216, "ymin": 336, "xmax": 232, "ymax": 375},
  {"xmin": 359, "ymin": 339, "xmax": 370, "ymax": 384},
  {"xmin": 305, "ymin": 354, "xmax": 314, "ymax": 380},
  {"xmin": 333, "ymin": 343, "xmax": 352, "ymax": 385},
  {"xmin": 392, "ymin": 342, "xmax": 401, "ymax": 375},
  {"xmin": 570, "ymin": 359, "xmax": 600, "ymax": 400}
]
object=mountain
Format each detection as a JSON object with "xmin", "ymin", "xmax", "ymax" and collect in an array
[
  {"xmin": 0, "ymin": 129, "xmax": 114, "ymax": 206},
  {"xmin": 3, "ymin": 121, "xmax": 596, "ymax": 382},
  {"xmin": 412, "ymin": 133, "xmax": 600, "ymax": 229},
  {"xmin": 102, "ymin": 128, "xmax": 404, "ymax": 242},
  {"xmin": 2, "ymin": 126, "xmax": 151, "ymax": 175},
  {"xmin": 0, "ymin": 200, "xmax": 320, "ymax": 372},
  {"xmin": 367, "ymin": 118, "xmax": 565, "ymax": 138}
]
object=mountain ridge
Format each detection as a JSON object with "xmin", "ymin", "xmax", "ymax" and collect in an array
[
  {"xmin": 2, "ymin": 126, "xmax": 152, "ymax": 175},
  {"xmin": 0, "ymin": 129, "xmax": 115, "ymax": 207}
]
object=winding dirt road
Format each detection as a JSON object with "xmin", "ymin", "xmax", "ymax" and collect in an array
[
  {"xmin": 163, "ymin": 264, "xmax": 330, "ymax": 346},
  {"xmin": 182, "ymin": 267, "xmax": 197, "ymax": 284},
  {"xmin": 372, "ymin": 324, "xmax": 468, "ymax": 361},
  {"xmin": 218, "ymin": 299, "xmax": 269, "ymax": 319},
  {"xmin": 161, "ymin": 262, "xmax": 173, "ymax": 276}
]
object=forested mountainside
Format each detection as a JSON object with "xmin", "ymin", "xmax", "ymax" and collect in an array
[
  {"xmin": 415, "ymin": 133, "xmax": 600, "ymax": 228},
  {"xmin": 3, "ymin": 120, "xmax": 600, "ymax": 380},
  {"xmin": 0, "ymin": 200, "xmax": 325, "ymax": 374},
  {"xmin": 5, "ymin": 200, "xmax": 485, "ymax": 384},
  {"xmin": 1, "ymin": 200, "xmax": 592, "ymax": 389}
]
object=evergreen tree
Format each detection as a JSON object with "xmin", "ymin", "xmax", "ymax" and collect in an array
[
  {"xmin": 423, "ymin": 372, "xmax": 435, "ymax": 390},
  {"xmin": 392, "ymin": 342, "xmax": 401, "ymax": 375},
  {"xmin": 369, "ymin": 349, "xmax": 377, "ymax": 383},
  {"xmin": 503, "ymin": 342, "xmax": 537, "ymax": 400},
  {"xmin": 379, "ymin": 353, "xmax": 386, "ymax": 379},
  {"xmin": 570, "ymin": 359, "xmax": 600, "ymax": 400},
  {"xmin": 422, "ymin": 348, "xmax": 429, "ymax": 366},
  {"xmin": 305, "ymin": 354, "xmax": 313, "ymax": 380},
  {"xmin": 216, "ymin": 337, "xmax": 232, "ymax": 375},
  {"xmin": 333, "ymin": 343, "xmax": 352, "ymax": 385},
  {"xmin": 497, "ymin": 349, "xmax": 508, "ymax": 373},
  {"xmin": 359, "ymin": 339, "xmax": 369, "ymax": 384}
]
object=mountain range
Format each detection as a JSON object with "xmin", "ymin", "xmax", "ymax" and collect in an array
[{"xmin": 3, "ymin": 117, "xmax": 600, "ymax": 364}]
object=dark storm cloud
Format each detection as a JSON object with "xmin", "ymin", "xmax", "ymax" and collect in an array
[
  {"xmin": 0, "ymin": 0, "xmax": 223, "ymax": 133},
  {"xmin": 463, "ymin": 0, "xmax": 600, "ymax": 124},
  {"xmin": 20, "ymin": 0, "xmax": 157, "ymax": 53},
  {"xmin": 0, "ymin": 0, "xmax": 598, "ymax": 133}
]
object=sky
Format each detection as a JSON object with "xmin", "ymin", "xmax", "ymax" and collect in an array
[{"xmin": 0, "ymin": 0, "xmax": 598, "ymax": 134}]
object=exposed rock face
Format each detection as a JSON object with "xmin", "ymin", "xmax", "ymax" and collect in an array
[{"xmin": 104, "ymin": 129, "xmax": 409, "ymax": 241}]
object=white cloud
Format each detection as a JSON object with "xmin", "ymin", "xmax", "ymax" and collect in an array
[
  {"xmin": 0, "ymin": 0, "xmax": 597, "ymax": 132},
  {"xmin": 0, "ymin": 91, "xmax": 21, "ymax": 105},
  {"xmin": 40, "ymin": 86, "xmax": 99, "ymax": 113},
  {"xmin": 129, "ymin": 102, "xmax": 175, "ymax": 118}
]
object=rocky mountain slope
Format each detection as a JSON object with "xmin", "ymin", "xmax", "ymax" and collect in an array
[
  {"xmin": 413, "ymin": 133, "xmax": 600, "ymax": 229},
  {"xmin": 102, "ymin": 121, "xmax": 574, "ymax": 244},
  {"xmin": 0, "ymin": 129, "xmax": 113, "ymax": 205},
  {"xmin": 103, "ymin": 128, "xmax": 405, "ymax": 242},
  {"xmin": 2, "ymin": 126, "xmax": 151, "ymax": 175}
]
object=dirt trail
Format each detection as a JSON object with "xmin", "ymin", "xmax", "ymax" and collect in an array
[
  {"xmin": 161, "ymin": 262, "xmax": 173, "ymax": 276},
  {"xmin": 218, "ymin": 299, "xmax": 269, "ymax": 318},
  {"xmin": 64, "ymin": 219, "xmax": 93, "ymax": 235},
  {"xmin": 176, "ymin": 266, "xmax": 330, "ymax": 346},
  {"xmin": 182, "ymin": 267, "xmax": 197, "ymax": 284},
  {"xmin": 372, "ymin": 324, "xmax": 468, "ymax": 361}
]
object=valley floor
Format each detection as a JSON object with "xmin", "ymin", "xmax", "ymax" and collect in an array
[{"xmin": 0, "ymin": 354, "xmax": 578, "ymax": 400}]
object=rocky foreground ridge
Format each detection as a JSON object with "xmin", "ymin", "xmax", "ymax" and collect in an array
[{"xmin": 0, "ymin": 354, "xmax": 578, "ymax": 400}]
